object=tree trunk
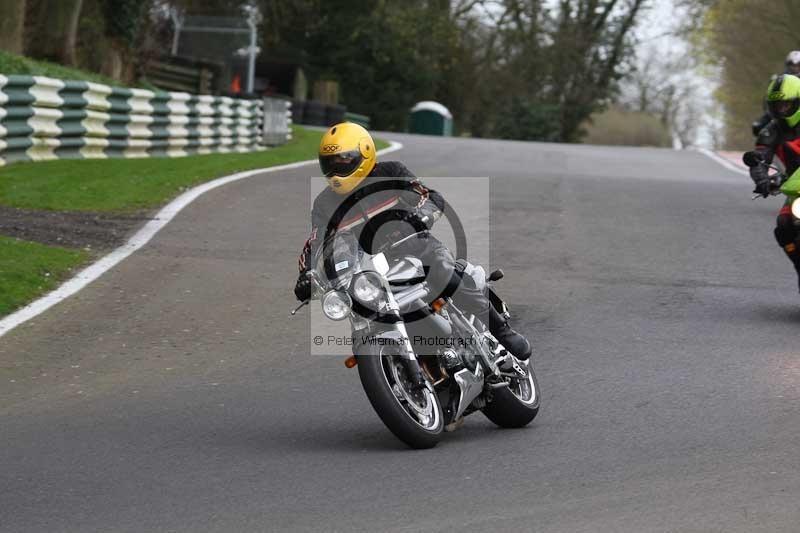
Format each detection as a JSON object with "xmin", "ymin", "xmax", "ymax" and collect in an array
[
  {"xmin": 101, "ymin": 43, "xmax": 124, "ymax": 81},
  {"xmin": 0, "ymin": 0, "xmax": 26, "ymax": 54},
  {"xmin": 25, "ymin": 0, "xmax": 84, "ymax": 64},
  {"xmin": 63, "ymin": 0, "xmax": 84, "ymax": 66}
]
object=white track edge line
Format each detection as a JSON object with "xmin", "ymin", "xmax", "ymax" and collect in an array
[
  {"xmin": 0, "ymin": 140, "xmax": 404, "ymax": 339},
  {"xmin": 695, "ymin": 147, "xmax": 749, "ymax": 176}
]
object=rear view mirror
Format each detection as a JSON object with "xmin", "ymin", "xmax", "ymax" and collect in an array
[{"xmin": 488, "ymin": 269, "xmax": 504, "ymax": 282}]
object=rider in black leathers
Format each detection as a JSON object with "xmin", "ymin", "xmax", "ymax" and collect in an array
[{"xmin": 294, "ymin": 123, "xmax": 531, "ymax": 361}]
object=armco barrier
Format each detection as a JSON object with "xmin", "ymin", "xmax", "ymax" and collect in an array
[
  {"xmin": 344, "ymin": 112, "xmax": 370, "ymax": 128},
  {"xmin": 288, "ymin": 99, "xmax": 371, "ymax": 129},
  {"xmin": 0, "ymin": 75, "xmax": 290, "ymax": 167}
]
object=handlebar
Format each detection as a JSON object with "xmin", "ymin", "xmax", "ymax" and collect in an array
[
  {"xmin": 289, "ymin": 299, "xmax": 309, "ymax": 316},
  {"xmin": 378, "ymin": 226, "xmax": 430, "ymax": 253},
  {"xmin": 291, "ymin": 216, "xmax": 431, "ymax": 316},
  {"xmin": 752, "ymin": 165, "xmax": 786, "ymax": 200},
  {"xmin": 288, "ymin": 271, "xmax": 323, "ymax": 316}
]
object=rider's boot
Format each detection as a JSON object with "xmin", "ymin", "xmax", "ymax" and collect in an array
[{"xmin": 489, "ymin": 306, "xmax": 531, "ymax": 361}]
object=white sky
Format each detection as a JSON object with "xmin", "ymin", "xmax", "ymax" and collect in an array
[{"xmin": 634, "ymin": 0, "xmax": 718, "ymax": 148}]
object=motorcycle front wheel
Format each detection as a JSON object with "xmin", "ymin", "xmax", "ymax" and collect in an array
[{"xmin": 356, "ymin": 348, "xmax": 443, "ymax": 449}]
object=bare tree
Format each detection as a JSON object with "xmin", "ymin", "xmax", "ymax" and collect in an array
[
  {"xmin": 25, "ymin": 0, "xmax": 84, "ymax": 66},
  {"xmin": 621, "ymin": 47, "xmax": 703, "ymax": 148},
  {"xmin": 64, "ymin": 0, "xmax": 84, "ymax": 66},
  {"xmin": 0, "ymin": 0, "xmax": 26, "ymax": 54},
  {"xmin": 478, "ymin": 0, "xmax": 649, "ymax": 141}
]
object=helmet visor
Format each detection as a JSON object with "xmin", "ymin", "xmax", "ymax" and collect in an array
[
  {"xmin": 768, "ymin": 98, "xmax": 800, "ymax": 119},
  {"xmin": 320, "ymin": 149, "xmax": 363, "ymax": 178}
]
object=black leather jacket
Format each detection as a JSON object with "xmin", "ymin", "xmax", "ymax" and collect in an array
[
  {"xmin": 750, "ymin": 119, "xmax": 800, "ymax": 176},
  {"xmin": 297, "ymin": 161, "xmax": 445, "ymax": 273}
]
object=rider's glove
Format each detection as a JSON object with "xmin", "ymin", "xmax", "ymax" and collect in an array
[
  {"xmin": 743, "ymin": 150, "xmax": 765, "ymax": 168},
  {"xmin": 748, "ymin": 161, "xmax": 770, "ymax": 197},
  {"xmin": 294, "ymin": 276, "xmax": 311, "ymax": 302},
  {"xmin": 753, "ymin": 179, "xmax": 772, "ymax": 198},
  {"xmin": 400, "ymin": 209, "xmax": 430, "ymax": 230}
]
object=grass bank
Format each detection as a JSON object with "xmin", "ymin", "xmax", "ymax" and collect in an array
[
  {"xmin": 0, "ymin": 236, "xmax": 88, "ymax": 316},
  {"xmin": 0, "ymin": 127, "xmax": 390, "ymax": 212},
  {"xmin": 0, "ymin": 126, "xmax": 391, "ymax": 318}
]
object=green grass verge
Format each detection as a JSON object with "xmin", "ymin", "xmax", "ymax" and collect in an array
[
  {"xmin": 0, "ymin": 236, "xmax": 88, "ymax": 316},
  {"xmin": 0, "ymin": 50, "xmax": 118, "ymax": 86},
  {"xmin": 0, "ymin": 126, "xmax": 390, "ymax": 317},
  {"xmin": 0, "ymin": 127, "xmax": 391, "ymax": 213}
]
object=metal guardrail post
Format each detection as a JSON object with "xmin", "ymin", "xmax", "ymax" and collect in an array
[{"xmin": 261, "ymin": 97, "xmax": 292, "ymax": 146}]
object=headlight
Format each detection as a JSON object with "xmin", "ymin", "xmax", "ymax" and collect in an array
[
  {"xmin": 791, "ymin": 198, "xmax": 800, "ymax": 219},
  {"xmin": 352, "ymin": 272, "xmax": 383, "ymax": 303},
  {"xmin": 322, "ymin": 291, "xmax": 351, "ymax": 321}
]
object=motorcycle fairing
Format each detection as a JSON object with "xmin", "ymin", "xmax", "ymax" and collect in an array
[
  {"xmin": 386, "ymin": 257, "xmax": 426, "ymax": 286},
  {"xmin": 780, "ymin": 167, "xmax": 800, "ymax": 197}
]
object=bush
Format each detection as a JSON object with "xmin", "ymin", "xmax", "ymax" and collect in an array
[
  {"xmin": 491, "ymin": 98, "xmax": 563, "ymax": 142},
  {"xmin": 582, "ymin": 107, "xmax": 672, "ymax": 147},
  {"xmin": 0, "ymin": 50, "xmax": 117, "ymax": 85}
]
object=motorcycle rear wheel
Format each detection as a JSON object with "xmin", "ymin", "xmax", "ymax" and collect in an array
[
  {"xmin": 357, "ymin": 350, "xmax": 443, "ymax": 449},
  {"xmin": 482, "ymin": 359, "xmax": 541, "ymax": 428}
]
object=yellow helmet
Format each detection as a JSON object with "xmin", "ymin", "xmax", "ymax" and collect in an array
[{"xmin": 318, "ymin": 122, "xmax": 376, "ymax": 194}]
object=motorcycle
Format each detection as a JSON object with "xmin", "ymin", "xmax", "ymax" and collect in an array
[{"xmin": 291, "ymin": 227, "xmax": 540, "ymax": 449}]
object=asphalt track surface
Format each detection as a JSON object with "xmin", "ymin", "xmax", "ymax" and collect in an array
[{"xmin": 2, "ymin": 133, "xmax": 800, "ymax": 532}]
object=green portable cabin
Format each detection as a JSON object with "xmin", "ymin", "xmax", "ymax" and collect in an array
[{"xmin": 409, "ymin": 101, "xmax": 453, "ymax": 136}]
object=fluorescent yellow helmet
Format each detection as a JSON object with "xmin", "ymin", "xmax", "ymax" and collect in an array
[
  {"xmin": 318, "ymin": 122, "xmax": 376, "ymax": 195},
  {"xmin": 767, "ymin": 74, "xmax": 800, "ymax": 128}
]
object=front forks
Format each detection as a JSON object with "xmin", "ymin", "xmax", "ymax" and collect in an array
[
  {"xmin": 381, "ymin": 290, "xmax": 430, "ymax": 390},
  {"xmin": 369, "ymin": 318, "xmax": 428, "ymax": 390}
]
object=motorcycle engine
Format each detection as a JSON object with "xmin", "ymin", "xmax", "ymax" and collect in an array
[
  {"xmin": 438, "ymin": 342, "xmax": 479, "ymax": 373},
  {"xmin": 439, "ymin": 348, "xmax": 461, "ymax": 370}
]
